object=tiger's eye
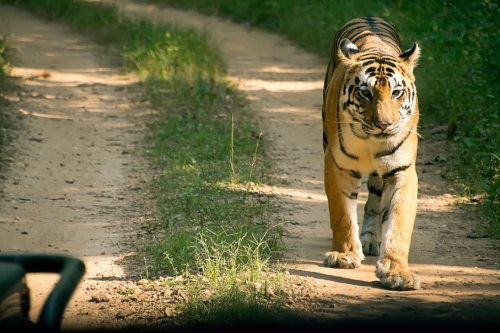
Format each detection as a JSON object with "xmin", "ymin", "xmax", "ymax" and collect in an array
[
  {"xmin": 392, "ymin": 89, "xmax": 404, "ymax": 99},
  {"xmin": 358, "ymin": 89, "xmax": 372, "ymax": 100}
]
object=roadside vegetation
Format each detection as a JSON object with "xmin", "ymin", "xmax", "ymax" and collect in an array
[
  {"xmin": 0, "ymin": 33, "xmax": 11, "ymax": 162},
  {"xmin": 153, "ymin": 0, "xmax": 500, "ymax": 235},
  {"xmin": 0, "ymin": 0, "xmax": 300, "ymax": 325}
]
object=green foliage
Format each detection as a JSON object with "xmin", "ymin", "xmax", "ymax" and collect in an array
[
  {"xmin": 169, "ymin": 227, "xmax": 298, "ymax": 326},
  {"xmin": 153, "ymin": 0, "xmax": 500, "ymax": 233},
  {"xmin": 157, "ymin": 224, "xmax": 282, "ymax": 276}
]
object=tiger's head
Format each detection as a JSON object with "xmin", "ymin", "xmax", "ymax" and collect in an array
[{"xmin": 337, "ymin": 39, "xmax": 420, "ymax": 138}]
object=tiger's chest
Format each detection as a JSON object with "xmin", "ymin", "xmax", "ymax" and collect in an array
[{"xmin": 330, "ymin": 126, "xmax": 413, "ymax": 175}]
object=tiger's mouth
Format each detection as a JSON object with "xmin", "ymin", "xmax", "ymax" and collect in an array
[
  {"xmin": 359, "ymin": 123, "xmax": 399, "ymax": 138},
  {"xmin": 373, "ymin": 131, "xmax": 395, "ymax": 139}
]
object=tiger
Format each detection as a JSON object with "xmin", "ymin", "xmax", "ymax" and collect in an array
[{"xmin": 321, "ymin": 16, "xmax": 421, "ymax": 290}]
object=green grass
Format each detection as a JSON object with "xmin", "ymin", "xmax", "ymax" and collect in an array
[
  {"xmin": 152, "ymin": 0, "xmax": 500, "ymax": 235},
  {"xmin": 168, "ymin": 227, "xmax": 302, "ymax": 326},
  {"xmin": 1, "ymin": 0, "xmax": 293, "ymax": 324}
]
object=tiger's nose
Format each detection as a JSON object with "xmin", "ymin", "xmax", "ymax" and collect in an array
[{"xmin": 374, "ymin": 122, "xmax": 389, "ymax": 131}]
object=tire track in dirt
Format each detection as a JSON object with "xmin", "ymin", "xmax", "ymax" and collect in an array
[
  {"xmin": 102, "ymin": 0, "xmax": 500, "ymax": 321},
  {"xmin": 0, "ymin": 5, "xmax": 151, "ymax": 329}
]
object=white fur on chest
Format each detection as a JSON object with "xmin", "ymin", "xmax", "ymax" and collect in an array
[{"xmin": 331, "ymin": 128, "xmax": 412, "ymax": 175}]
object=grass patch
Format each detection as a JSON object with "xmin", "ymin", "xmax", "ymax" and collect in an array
[
  {"xmin": 1, "ymin": 0, "xmax": 294, "ymax": 324},
  {"xmin": 152, "ymin": 0, "xmax": 500, "ymax": 235},
  {"xmin": 169, "ymin": 227, "xmax": 301, "ymax": 326}
]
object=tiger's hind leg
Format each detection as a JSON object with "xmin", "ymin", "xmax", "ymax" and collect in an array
[
  {"xmin": 360, "ymin": 172, "xmax": 383, "ymax": 256},
  {"xmin": 323, "ymin": 148, "xmax": 364, "ymax": 269}
]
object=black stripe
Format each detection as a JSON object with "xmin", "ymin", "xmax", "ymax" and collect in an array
[
  {"xmin": 347, "ymin": 84, "xmax": 355, "ymax": 97},
  {"xmin": 381, "ymin": 208, "xmax": 390, "ymax": 224},
  {"xmin": 373, "ymin": 123, "xmax": 414, "ymax": 159},
  {"xmin": 361, "ymin": 58, "xmax": 398, "ymax": 67},
  {"xmin": 338, "ymin": 125, "xmax": 359, "ymax": 160},
  {"xmin": 368, "ymin": 183, "xmax": 383, "ymax": 197},
  {"xmin": 373, "ymin": 132, "xmax": 392, "ymax": 139},
  {"xmin": 369, "ymin": 30, "xmax": 398, "ymax": 42},
  {"xmin": 343, "ymin": 191, "xmax": 358, "ymax": 200},
  {"xmin": 385, "ymin": 40, "xmax": 402, "ymax": 53},
  {"xmin": 346, "ymin": 104, "xmax": 355, "ymax": 115},
  {"xmin": 330, "ymin": 154, "xmax": 363, "ymax": 184},
  {"xmin": 365, "ymin": 67, "xmax": 377, "ymax": 75},
  {"xmin": 351, "ymin": 31, "xmax": 376, "ymax": 44},
  {"xmin": 357, "ymin": 56, "xmax": 394, "ymax": 63},
  {"xmin": 363, "ymin": 16, "xmax": 398, "ymax": 35},
  {"xmin": 338, "ymin": 21, "xmax": 366, "ymax": 36},
  {"xmin": 323, "ymin": 131, "xmax": 328, "ymax": 151},
  {"xmin": 362, "ymin": 17, "xmax": 402, "ymax": 51},
  {"xmin": 337, "ymin": 98, "xmax": 359, "ymax": 160},
  {"xmin": 344, "ymin": 101, "xmax": 357, "ymax": 112},
  {"xmin": 381, "ymin": 188, "xmax": 398, "ymax": 224},
  {"xmin": 350, "ymin": 170, "xmax": 362, "ymax": 179},
  {"xmin": 364, "ymin": 16, "xmax": 378, "ymax": 29},
  {"xmin": 382, "ymin": 164, "xmax": 412, "ymax": 181},
  {"xmin": 349, "ymin": 123, "xmax": 370, "ymax": 139},
  {"xmin": 333, "ymin": 16, "xmax": 403, "ymax": 66},
  {"xmin": 373, "ymin": 20, "xmax": 399, "ymax": 35},
  {"xmin": 330, "ymin": 153, "xmax": 344, "ymax": 171}
]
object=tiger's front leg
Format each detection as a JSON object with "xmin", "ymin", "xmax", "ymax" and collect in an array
[
  {"xmin": 375, "ymin": 164, "xmax": 420, "ymax": 290},
  {"xmin": 323, "ymin": 148, "xmax": 364, "ymax": 269},
  {"xmin": 360, "ymin": 172, "xmax": 384, "ymax": 256}
]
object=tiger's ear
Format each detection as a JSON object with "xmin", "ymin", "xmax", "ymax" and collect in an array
[
  {"xmin": 399, "ymin": 42, "xmax": 420, "ymax": 72},
  {"xmin": 338, "ymin": 38, "xmax": 360, "ymax": 65}
]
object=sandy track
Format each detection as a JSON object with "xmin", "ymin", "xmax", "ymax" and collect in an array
[
  {"xmin": 0, "ymin": 5, "xmax": 150, "ymax": 329},
  {"xmin": 0, "ymin": 0, "xmax": 499, "ymax": 329}
]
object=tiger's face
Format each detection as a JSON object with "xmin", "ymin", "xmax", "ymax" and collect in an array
[{"xmin": 338, "ymin": 40, "xmax": 420, "ymax": 139}]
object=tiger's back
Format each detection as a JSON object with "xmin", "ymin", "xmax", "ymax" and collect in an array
[{"xmin": 321, "ymin": 16, "xmax": 422, "ymax": 291}]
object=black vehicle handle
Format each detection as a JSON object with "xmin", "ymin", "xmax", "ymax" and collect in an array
[{"xmin": 0, "ymin": 254, "xmax": 85, "ymax": 331}]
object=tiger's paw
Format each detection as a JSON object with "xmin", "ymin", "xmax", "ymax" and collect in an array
[
  {"xmin": 323, "ymin": 251, "xmax": 362, "ymax": 269},
  {"xmin": 375, "ymin": 262, "xmax": 420, "ymax": 290},
  {"xmin": 361, "ymin": 240, "xmax": 380, "ymax": 256}
]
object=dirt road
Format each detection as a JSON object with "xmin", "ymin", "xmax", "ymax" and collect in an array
[
  {"xmin": 0, "ymin": 0, "xmax": 499, "ymax": 329},
  {"xmin": 0, "ymin": 4, "xmax": 152, "ymax": 329}
]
